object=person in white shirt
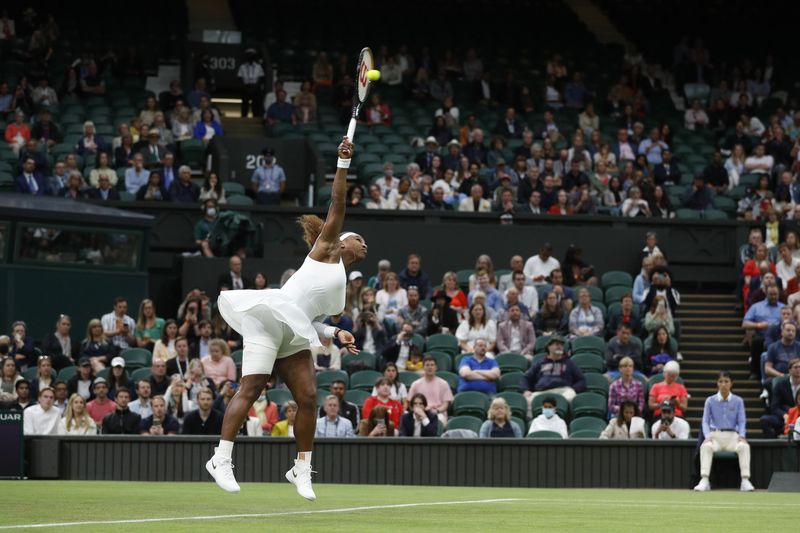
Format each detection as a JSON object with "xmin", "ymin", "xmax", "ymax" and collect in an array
[
  {"xmin": 650, "ymin": 401, "xmax": 691, "ymax": 439},
  {"xmin": 128, "ymin": 379, "xmax": 153, "ymax": 419},
  {"xmin": 776, "ymin": 243, "xmax": 800, "ymax": 287},
  {"xmin": 523, "ymin": 243, "xmax": 561, "ymax": 285},
  {"xmin": 506, "ymin": 270, "xmax": 539, "ymax": 317},
  {"xmin": 684, "ymin": 98, "xmax": 709, "ymax": 131},
  {"xmin": 101, "ymin": 297, "xmax": 137, "ymax": 350},
  {"xmin": 380, "ymin": 56, "xmax": 403, "ymax": 86},
  {"xmin": 620, "ymin": 186, "xmax": 651, "ymax": 218},
  {"xmin": 365, "ymin": 184, "xmax": 391, "ymax": 209},
  {"xmin": 23, "ymin": 387, "xmax": 60, "ymax": 435},
  {"xmin": 237, "ymin": 49, "xmax": 265, "ymax": 118},
  {"xmin": 744, "ymin": 144, "xmax": 774, "ymax": 175},
  {"xmin": 377, "ymin": 162, "xmax": 399, "ymax": 199},
  {"xmin": 528, "ymin": 396, "xmax": 568, "ymax": 438},
  {"xmin": 58, "ymin": 393, "xmax": 98, "ymax": 435}
]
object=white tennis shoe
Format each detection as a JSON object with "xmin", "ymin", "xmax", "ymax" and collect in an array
[
  {"xmin": 693, "ymin": 477, "xmax": 711, "ymax": 492},
  {"xmin": 740, "ymin": 478, "xmax": 755, "ymax": 492},
  {"xmin": 286, "ymin": 460, "xmax": 316, "ymax": 501},
  {"xmin": 206, "ymin": 451, "xmax": 240, "ymax": 493}
]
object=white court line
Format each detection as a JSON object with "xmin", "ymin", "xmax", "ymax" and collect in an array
[{"xmin": 0, "ymin": 498, "xmax": 524, "ymax": 530}]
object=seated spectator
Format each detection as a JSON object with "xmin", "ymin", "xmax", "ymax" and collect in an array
[
  {"xmin": 651, "ymin": 400, "xmax": 691, "ymax": 439},
  {"xmin": 426, "ymin": 290, "xmax": 460, "ymax": 336},
  {"xmin": 608, "ymin": 356, "xmax": 645, "ymax": 419},
  {"xmin": 86, "ymin": 378, "xmax": 116, "ymax": 424},
  {"xmin": 534, "ymin": 292, "xmax": 570, "ymax": 338},
  {"xmin": 605, "ymin": 325, "xmax": 645, "ymax": 379},
  {"xmin": 164, "ymin": 375, "xmax": 196, "ymax": 428},
  {"xmin": 528, "ymin": 395, "xmax": 568, "ymax": 438},
  {"xmin": 375, "ymin": 272, "xmax": 407, "ymax": 326},
  {"xmin": 185, "ymin": 359, "xmax": 217, "ymax": 404},
  {"xmin": 468, "ymin": 270, "xmax": 503, "ymax": 312},
  {"xmin": 248, "ymin": 389, "xmax": 278, "ymax": 435},
  {"xmin": 28, "ymin": 355, "xmax": 54, "ymax": 400},
  {"xmin": 362, "ymin": 377, "xmax": 403, "ymax": 429},
  {"xmin": 87, "ymin": 173, "xmax": 121, "ymax": 201},
  {"xmin": 0, "ymin": 356, "xmax": 22, "ymax": 403},
  {"xmin": 4, "ymin": 379, "xmax": 32, "ymax": 411},
  {"xmin": 169, "ymin": 166, "xmax": 200, "ymax": 203},
  {"xmin": 318, "ymin": 379, "xmax": 358, "ymax": 429},
  {"xmin": 194, "ymin": 108, "xmax": 224, "ymax": 144},
  {"xmin": 765, "ymin": 321, "xmax": 800, "ymax": 382},
  {"xmin": 776, "ymin": 243, "xmax": 800, "ymax": 288},
  {"xmin": 212, "ymin": 380, "xmax": 237, "ymax": 414},
  {"xmin": 315, "ymin": 395, "xmax": 355, "ymax": 438},
  {"xmin": 456, "ymin": 303, "xmax": 498, "ymax": 354},
  {"xmin": 620, "ymin": 186, "xmax": 651, "ymax": 217},
  {"xmin": 201, "ymin": 339, "xmax": 237, "ymax": 388},
  {"xmin": 396, "ymin": 286, "xmax": 428, "ymax": 335},
  {"xmin": 441, "ymin": 271, "xmax": 469, "ymax": 318},
  {"xmin": 743, "ymin": 285, "xmax": 784, "ymax": 380},
  {"xmin": 458, "ymin": 183, "xmax": 491, "ymax": 212},
  {"xmin": 101, "ymin": 387, "xmax": 141, "ymax": 434},
  {"xmin": 149, "ymin": 359, "xmax": 170, "ymax": 396},
  {"xmin": 76, "ymin": 121, "xmax": 108, "ymax": 156},
  {"xmin": 521, "ymin": 336, "xmax": 586, "ymax": 406},
  {"xmin": 682, "ymin": 175, "xmax": 714, "ymax": 211},
  {"xmin": 646, "ymin": 327, "xmax": 678, "ymax": 375},
  {"xmin": 4, "ymin": 110, "xmax": 31, "ymax": 155},
  {"xmin": 407, "ymin": 356, "xmax": 453, "ymax": 426},
  {"xmin": 105, "ymin": 357, "xmax": 134, "ymax": 401},
  {"xmin": 7, "ymin": 321, "xmax": 35, "ymax": 371},
  {"xmin": 638, "ymin": 127, "xmax": 668, "ymax": 165},
  {"xmin": 381, "ymin": 323, "xmax": 419, "ymax": 370},
  {"xmin": 606, "ymin": 293, "xmax": 641, "ymax": 338},
  {"xmin": 569, "ymin": 288, "xmax": 604, "ymax": 338},
  {"xmin": 128, "ymin": 380, "xmax": 153, "ymax": 419},
  {"xmin": 496, "ymin": 303, "xmax": 536, "ymax": 359},
  {"xmin": 57, "ymin": 393, "xmax": 97, "ymax": 435},
  {"xmin": 506, "ymin": 270, "xmax": 539, "ymax": 318},
  {"xmin": 272, "ymin": 400, "xmax": 298, "ymax": 437},
  {"xmin": 359, "ymin": 405, "xmax": 395, "ymax": 437},
  {"xmin": 644, "ymin": 295, "xmax": 675, "ymax": 336},
  {"xmin": 14, "ymin": 156, "xmax": 47, "ymax": 196},
  {"xmin": 480, "ymin": 397, "xmax": 523, "ymax": 438},
  {"xmin": 172, "ymin": 107, "xmax": 194, "ymax": 141},
  {"xmin": 136, "ymin": 171, "xmax": 170, "ymax": 201},
  {"xmin": 524, "ymin": 243, "xmax": 560, "ymax": 286},
  {"xmin": 403, "ymin": 346, "xmax": 424, "ymax": 372},
  {"xmin": 562, "ymin": 246, "xmax": 597, "ymax": 287},
  {"xmin": 694, "ymin": 372, "xmax": 753, "ymax": 492},
  {"xmin": 457, "ymin": 338, "xmax": 500, "ymax": 394},
  {"xmin": 61, "ymin": 171, "xmax": 87, "ymax": 200},
  {"xmin": 761, "ymin": 357, "xmax": 800, "ymax": 438},
  {"xmin": 265, "ymin": 90, "xmax": 296, "ymax": 126},
  {"xmin": 124, "ymin": 153, "xmax": 150, "ymax": 195},
  {"xmin": 22, "ymin": 387, "xmax": 59, "ymax": 435},
  {"xmin": 152, "ymin": 321, "xmax": 179, "ymax": 362},
  {"xmin": 600, "ymin": 400, "xmax": 646, "ymax": 439},
  {"xmin": 139, "ymin": 395, "xmax": 179, "ymax": 435},
  {"xmin": 744, "ymin": 143, "xmax": 773, "ymax": 175},
  {"xmin": 399, "ymin": 393, "xmax": 438, "ymax": 437},
  {"xmin": 366, "ymin": 184, "xmax": 391, "ymax": 209},
  {"xmin": 648, "ymin": 361, "xmax": 689, "ymax": 417},
  {"xmin": 115, "ymin": 134, "xmax": 136, "ymax": 169},
  {"xmin": 311, "ymin": 334, "xmax": 341, "ymax": 372},
  {"xmin": 684, "ymin": 98, "xmax": 709, "ymax": 130}
]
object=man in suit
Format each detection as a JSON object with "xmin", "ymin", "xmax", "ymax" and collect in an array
[
  {"xmin": 414, "ymin": 137, "xmax": 439, "ymax": 175},
  {"xmin": 458, "ymin": 183, "xmax": 491, "ymax": 212},
  {"xmin": 159, "ymin": 152, "xmax": 178, "ymax": 190},
  {"xmin": 494, "ymin": 107, "xmax": 525, "ymax": 139},
  {"xmin": 496, "ymin": 303, "xmax": 536, "ymax": 358},
  {"xmin": 86, "ymin": 174, "xmax": 121, "ymax": 201},
  {"xmin": 652, "ymin": 149, "xmax": 682, "ymax": 186},
  {"xmin": 18, "ymin": 139, "xmax": 49, "ymax": 175},
  {"xmin": 759, "ymin": 358, "xmax": 800, "ymax": 438},
  {"xmin": 14, "ymin": 156, "xmax": 48, "ymax": 195},
  {"xmin": 612, "ymin": 128, "xmax": 638, "ymax": 163},
  {"xmin": 139, "ymin": 129, "xmax": 165, "ymax": 169},
  {"xmin": 217, "ymin": 255, "xmax": 252, "ymax": 291}
]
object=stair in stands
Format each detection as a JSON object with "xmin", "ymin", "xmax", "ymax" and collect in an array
[{"xmin": 674, "ymin": 292, "xmax": 764, "ymax": 435}]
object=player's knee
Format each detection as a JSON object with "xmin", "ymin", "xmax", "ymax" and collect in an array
[{"xmin": 294, "ymin": 387, "xmax": 317, "ymax": 410}]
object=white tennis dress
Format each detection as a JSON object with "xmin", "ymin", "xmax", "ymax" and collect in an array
[{"xmin": 217, "ymin": 255, "xmax": 346, "ymax": 376}]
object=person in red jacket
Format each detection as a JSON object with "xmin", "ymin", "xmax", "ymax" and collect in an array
[{"xmin": 362, "ymin": 377, "xmax": 402, "ymax": 430}]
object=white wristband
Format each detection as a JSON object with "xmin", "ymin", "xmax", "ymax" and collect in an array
[
  {"xmin": 323, "ymin": 326, "xmax": 338, "ymax": 339},
  {"xmin": 337, "ymin": 158, "xmax": 351, "ymax": 169}
]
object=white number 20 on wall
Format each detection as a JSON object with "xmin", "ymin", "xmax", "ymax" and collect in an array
[{"xmin": 245, "ymin": 155, "xmax": 265, "ymax": 169}]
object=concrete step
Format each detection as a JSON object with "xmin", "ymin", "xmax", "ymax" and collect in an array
[
  {"xmin": 680, "ymin": 333, "xmax": 743, "ymax": 342},
  {"xmin": 681, "ymin": 293, "xmax": 736, "ymax": 301},
  {"xmin": 681, "ymin": 325, "xmax": 742, "ymax": 332}
]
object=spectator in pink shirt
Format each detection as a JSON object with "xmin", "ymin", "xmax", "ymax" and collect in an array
[
  {"xmin": 85, "ymin": 378, "xmax": 116, "ymax": 424},
  {"xmin": 407, "ymin": 355, "xmax": 454, "ymax": 426},
  {"xmin": 201, "ymin": 339, "xmax": 237, "ymax": 387}
]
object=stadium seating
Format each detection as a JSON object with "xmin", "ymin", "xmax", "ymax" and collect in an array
[
  {"xmin": 527, "ymin": 430, "xmax": 564, "ymax": 439},
  {"xmin": 495, "ymin": 352, "xmax": 529, "ymax": 373},
  {"xmin": 569, "ymin": 416, "xmax": 607, "ymax": 436},
  {"xmin": 342, "ymin": 352, "xmax": 377, "ymax": 372},
  {"xmin": 571, "ymin": 353, "xmax": 605, "ymax": 374},
  {"xmin": 571, "ymin": 392, "xmax": 607, "ymax": 419},
  {"xmin": 496, "ymin": 391, "xmax": 528, "ymax": 421},
  {"xmin": 498, "ymin": 371, "xmax": 525, "ymax": 392},
  {"xmin": 427, "ymin": 351, "xmax": 453, "ymax": 372},
  {"xmin": 531, "ymin": 394, "xmax": 569, "ymax": 419},
  {"xmin": 267, "ymin": 389, "xmax": 293, "ymax": 405},
  {"xmin": 344, "ymin": 390, "xmax": 371, "ymax": 408},
  {"xmin": 452, "ymin": 391, "xmax": 491, "ymax": 418},
  {"xmin": 349, "ymin": 370, "xmax": 382, "ymax": 391},
  {"xmin": 120, "ymin": 348, "xmax": 151, "ymax": 370},
  {"xmin": 426, "ymin": 334, "xmax": 459, "ymax": 355},
  {"xmin": 570, "ymin": 337, "xmax": 605, "ymax": 356},
  {"xmin": 130, "ymin": 368, "xmax": 152, "ymax": 382},
  {"xmin": 446, "ymin": 415, "xmax": 484, "ymax": 434},
  {"xmin": 585, "ymin": 373, "xmax": 610, "ymax": 398}
]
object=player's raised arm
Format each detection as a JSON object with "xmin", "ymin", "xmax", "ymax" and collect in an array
[{"xmin": 316, "ymin": 137, "xmax": 353, "ymax": 248}]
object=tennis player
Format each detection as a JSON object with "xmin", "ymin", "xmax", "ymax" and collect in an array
[{"xmin": 207, "ymin": 137, "xmax": 366, "ymax": 500}]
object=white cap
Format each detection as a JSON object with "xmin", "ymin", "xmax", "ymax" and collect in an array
[
  {"xmin": 425, "ymin": 136, "xmax": 439, "ymax": 145},
  {"xmin": 664, "ymin": 361, "xmax": 680, "ymax": 375},
  {"xmin": 111, "ymin": 357, "xmax": 125, "ymax": 368},
  {"xmin": 348, "ymin": 271, "xmax": 363, "ymax": 281}
]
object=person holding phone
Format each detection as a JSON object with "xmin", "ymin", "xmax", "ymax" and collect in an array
[
  {"xmin": 651, "ymin": 400, "xmax": 690, "ymax": 439},
  {"xmin": 359, "ymin": 405, "xmax": 395, "ymax": 437},
  {"xmin": 100, "ymin": 297, "xmax": 136, "ymax": 351}
]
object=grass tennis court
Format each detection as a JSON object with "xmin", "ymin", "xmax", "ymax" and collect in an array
[{"xmin": 1, "ymin": 481, "xmax": 798, "ymax": 532}]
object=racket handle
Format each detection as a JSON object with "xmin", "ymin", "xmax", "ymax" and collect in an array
[{"xmin": 346, "ymin": 118, "xmax": 357, "ymax": 143}]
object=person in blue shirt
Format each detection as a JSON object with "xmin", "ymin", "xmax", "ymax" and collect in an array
[
  {"xmin": 695, "ymin": 371, "xmax": 754, "ymax": 492},
  {"xmin": 250, "ymin": 148, "xmax": 286, "ymax": 205},
  {"xmin": 457, "ymin": 339, "xmax": 500, "ymax": 394},
  {"xmin": 468, "ymin": 270, "xmax": 504, "ymax": 312},
  {"xmin": 742, "ymin": 285, "xmax": 784, "ymax": 380},
  {"xmin": 266, "ymin": 90, "xmax": 296, "ymax": 126},
  {"xmin": 637, "ymin": 127, "xmax": 669, "ymax": 165}
]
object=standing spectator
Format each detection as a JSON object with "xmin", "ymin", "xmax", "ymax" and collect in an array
[
  {"xmin": 496, "ymin": 303, "xmax": 536, "ymax": 359},
  {"xmin": 694, "ymin": 371, "xmax": 754, "ymax": 492},
  {"xmin": 57, "ymin": 394, "xmax": 97, "ymax": 435},
  {"xmin": 86, "ymin": 378, "xmax": 116, "ymax": 424},
  {"xmin": 129, "ymin": 380, "xmax": 153, "ymax": 419},
  {"xmin": 407, "ymin": 356, "xmax": 453, "ymax": 426},
  {"xmin": 315, "ymin": 395, "xmax": 355, "ymax": 438},
  {"xmin": 479, "ymin": 397, "xmax": 523, "ymax": 438},
  {"xmin": 237, "ymin": 49, "xmax": 264, "ymax": 118},
  {"xmin": 600, "ymin": 400, "xmax": 646, "ymax": 439},
  {"xmin": 399, "ymin": 393, "xmax": 438, "ymax": 437},
  {"xmin": 608, "ymin": 356, "xmax": 645, "ymax": 419},
  {"xmin": 22, "ymin": 387, "xmax": 59, "ymax": 435},
  {"xmin": 648, "ymin": 361, "xmax": 689, "ymax": 417},
  {"xmin": 139, "ymin": 395, "xmax": 178, "ymax": 435},
  {"xmin": 521, "ymin": 336, "xmax": 586, "ymax": 406},
  {"xmin": 651, "ymin": 400, "xmax": 691, "ymax": 439},
  {"xmin": 101, "ymin": 297, "xmax": 136, "ymax": 352},
  {"xmin": 251, "ymin": 148, "xmax": 286, "ymax": 205},
  {"xmin": 397, "ymin": 254, "xmax": 431, "ymax": 300},
  {"xmin": 524, "ymin": 243, "xmax": 560, "ymax": 285},
  {"xmin": 101, "ymin": 388, "xmax": 142, "ymax": 435},
  {"xmin": 527, "ymin": 396, "xmax": 568, "ymax": 438},
  {"xmin": 457, "ymin": 338, "xmax": 500, "ymax": 394},
  {"xmin": 201, "ymin": 339, "xmax": 237, "ymax": 388}
]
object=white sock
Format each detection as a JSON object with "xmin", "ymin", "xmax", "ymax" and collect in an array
[
  {"xmin": 296, "ymin": 451, "xmax": 312, "ymax": 465},
  {"xmin": 216, "ymin": 440, "xmax": 234, "ymax": 460}
]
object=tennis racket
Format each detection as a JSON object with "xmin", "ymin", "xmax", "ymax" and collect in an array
[{"xmin": 345, "ymin": 47, "xmax": 375, "ymax": 144}]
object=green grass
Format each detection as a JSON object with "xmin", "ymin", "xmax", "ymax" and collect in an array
[{"xmin": 0, "ymin": 481, "xmax": 798, "ymax": 532}]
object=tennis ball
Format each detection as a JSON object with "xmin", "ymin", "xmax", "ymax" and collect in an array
[{"xmin": 367, "ymin": 69, "xmax": 381, "ymax": 82}]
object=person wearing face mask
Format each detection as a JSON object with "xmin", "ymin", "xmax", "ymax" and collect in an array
[
  {"xmin": 247, "ymin": 388, "xmax": 278, "ymax": 435},
  {"xmin": 194, "ymin": 198, "xmax": 219, "ymax": 258},
  {"xmin": 251, "ymin": 148, "xmax": 286, "ymax": 205},
  {"xmin": 528, "ymin": 396, "xmax": 568, "ymax": 438}
]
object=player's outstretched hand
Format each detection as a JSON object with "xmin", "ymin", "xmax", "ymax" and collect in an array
[
  {"xmin": 336, "ymin": 329, "xmax": 360, "ymax": 354},
  {"xmin": 338, "ymin": 137, "xmax": 354, "ymax": 159}
]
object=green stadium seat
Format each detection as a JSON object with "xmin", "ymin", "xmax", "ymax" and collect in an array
[
  {"xmin": 223, "ymin": 182, "xmax": 246, "ymax": 196},
  {"xmin": 703, "ymin": 209, "xmax": 728, "ymax": 220},
  {"xmin": 231, "ymin": 350, "xmax": 243, "ymax": 367},
  {"xmin": 317, "ymin": 389, "xmax": 330, "ymax": 406},
  {"xmin": 453, "ymin": 391, "xmax": 490, "ymax": 418},
  {"xmin": 531, "ymin": 393, "xmax": 568, "ymax": 419},
  {"xmin": 390, "ymin": 144, "xmax": 415, "ymax": 157},
  {"xmin": 119, "ymin": 191, "xmax": 135, "ymax": 202},
  {"xmin": 226, "ymin": 194, "xmax": 254, "ymax": 206},
  {"xmin": 426, "ymin": 333, "xmax": 459, "ymax": 355},
  {"xmin": 120, "ymin": 348, "xmax": 151, "ymax": 370},
  {"xmin": 571, "ymin": 392, "xmax": 607, "ymax": 419},
  {"xmin": 316, "ymin": 184, "xmax": 332, "ymax": 206},
  {"xmin": 676, "ymin": 208, "xmax": 702, "ymax": 219},
  {"xmin": 342, "ymin": 351, "xmax": 377, "ymax": 372},
  {"xmin": 585, "ymin": 373, "xmax": 610, "ymax": 398},
  {"xmin": 455, "ymin": 269, "xmax": 473, "ymax": 290},
  {"xmin": 179, "ymin": 139, "xmax": 205, "ymax": 170},
  {"xmin": 344, "ymin": 389, "xmax": 371, "ymax": 408},
  {"xmin": 498, "ymin": 371, "xmax": 524, "ymax": 392},
  {"xmin": 445, "ymin": 415, "xmax": 483, "ymax": 434},
  {"xmin": 349, "ymin": 370, "xmax": 381, "ymax": 391},
  {"xmin": 570, "ymin": 429, "xmax": 602, "ymax": 439},
  {"xmin": 569, "ymin": 416, "xmax": 607, "ymax": 435},
  {"xmin": 738, "ymin": 174, "xmax": 760, "ymax": 189},
  {"xmin": 267, "ymin": 389, "xmax": 293, "ymax": 405},
  {"xmin": 398, "ymin": 371, "xmax": 420, "ymax": 388},
  {"xmin": 511, "ymin": 416, "xmax": 527, "ymax": 434},
  {"xmin": 534, "ymin": 336, "xmax": 552, "ymax": 354},
  {"xmin": 601, "ymin": 271, "xmax": 633, "ymax": 288},
  {"xmin": 604, "ymin": 286, "xmax": 631, "ymax": 305},
  {"xmin": 57, "ymin": 366, "xmax": 78, "ymax": 381},
  {"xmin": 495, "ymin": 352, "xmax": 529, "ymax": 373},
  {"xmin": 496, "ymin": 391, "xmax": 527, "ymax": 420},
  {"xmin": 570, "ymin": 336, "xmax": 605, "ymax": 355},
  {"xmin": 130, "ymin": 368, "xmax": 152, "ymax": 382},
  {"xmin": 316, "ymin": 369, "xmax": 349, "ymax": 389},
  {"xmin": 570, "ymin": 353, "xmax": 605, "ymax": 374},
  {"xmin": 527, "ymin": 430, "xmax": 563, "ymax": 439},
  {"xmin": 96, "ymin": 368, "xmax": 112, "ymax": 380}
]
